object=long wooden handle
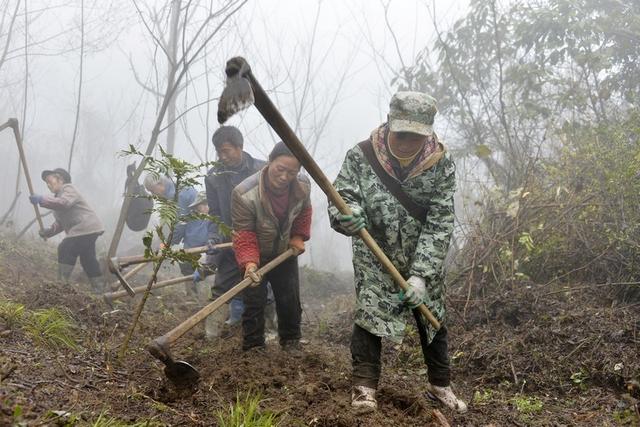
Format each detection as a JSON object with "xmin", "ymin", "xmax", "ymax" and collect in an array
[
  {"xmin": 154, "ymin": 248, "xmax": 297, "ymax": 348},
  {"xmin": 109, "ymin": 262, "xmax": 147, "ymax": 290},
  {"xmin": 116, "ymin": 242, "xmax": 232, "ymax": 268},
  {"xmin": 104, "ymin": 272, "xmax": 194, "ymax": 302},
  {"xmin": 246, "ymin": 72, "xmax": 440, "ymax": 330},
  {"xmin": 7, "ymin": 118, "xmax": 45, "ymax": 234}
]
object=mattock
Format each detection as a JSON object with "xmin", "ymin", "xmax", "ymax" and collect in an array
[
  {"xmin": 1, "ymin": 118, "xmax": 46, "ymax": 237},
  {"xmin": 147, "ymin": 248, "xmax": 298, "ymax": 387}
]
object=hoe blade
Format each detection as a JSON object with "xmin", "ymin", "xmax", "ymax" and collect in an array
[{"xmin": 217, "ymin": 57, "xmax": 255, "ymax": 124}]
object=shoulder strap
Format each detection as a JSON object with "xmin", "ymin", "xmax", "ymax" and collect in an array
[{"xmin": 358, "ymin": 140, "xmax": 428, "ymax": 224}]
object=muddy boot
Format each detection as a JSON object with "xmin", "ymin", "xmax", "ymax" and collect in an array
[
  {"xmin": 204, "ymin": 305, "xmax": 228, "ymax": 342},
  {"xmin": 280, "ymin": 338, "xmax": 303, "ymax": 355},
  {"xmin": 88, "ymin": 276, "xmax": 106, "ymax": 294},
  {"xmin": 58, "ymin": 263, "xmax": 74, "ymax": 284},
  {"xmin": 351, "ymin": 385, "xmax": 377, "ymax": 413},
  {"xmin": 426, "ymin": 383, "xmax": 468, "ymax": 413}
]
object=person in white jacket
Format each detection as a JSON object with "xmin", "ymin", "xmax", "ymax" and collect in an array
[{"xmin": 29, "ymin": 168, "xmax": 105, "ymax": 292}]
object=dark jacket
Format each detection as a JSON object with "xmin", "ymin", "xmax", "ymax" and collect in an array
[{"xmin": 204, "ymin": 151, "xmax": 266, "ymax": 243}]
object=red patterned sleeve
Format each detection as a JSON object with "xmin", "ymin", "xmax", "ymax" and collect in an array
[
  {"xmin": 233, "ymin": 230, "xmax": 260, "ymax": 269},
  {"xmin": 291, "ymin": 205, "xmax": 312, "ymax": 241}
]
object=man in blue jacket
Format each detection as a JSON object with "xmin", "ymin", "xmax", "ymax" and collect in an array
[{"xmin": 204, "ymin": 126, "xmax": 268, "ymax": 339}]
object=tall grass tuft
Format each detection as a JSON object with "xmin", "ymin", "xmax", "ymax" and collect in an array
[
  {"xmin": 0, "ymin": 299, "xmax": 26, "ymax": 328},
  {"xmin": 24, "ymin": 307, "xmax": 79, "ymax": 350},
  {"xmin": 216, "ymin": 391, "xmax": 281, "ymax": 427}
]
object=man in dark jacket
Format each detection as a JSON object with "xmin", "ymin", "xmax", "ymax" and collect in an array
[{"xmin": 203, "ymin": 126, "xmax": 267, "ymax": 339}]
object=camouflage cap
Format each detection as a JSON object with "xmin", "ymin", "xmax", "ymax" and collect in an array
[
  {"xmin": 188, "ymin": 191, "xmax": 208, "ymax": 209},
  {"xmin": 388, "ymin": 91, "xmax": 437, "ymax": 136}
]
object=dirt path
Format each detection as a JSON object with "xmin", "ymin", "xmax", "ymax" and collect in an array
[{"xmin": 0, "ymin": 237, "xmax": 638, "ymax": 426}]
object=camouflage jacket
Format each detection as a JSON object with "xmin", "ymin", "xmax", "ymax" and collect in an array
[{"xmin": 328, "ymin": 124, "xmax": 456, "ymax": 343}]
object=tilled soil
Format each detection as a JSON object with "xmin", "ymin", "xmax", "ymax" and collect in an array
[{"xmin": 0, "ymin": 236, "xmax": 639, "ymax": 426}]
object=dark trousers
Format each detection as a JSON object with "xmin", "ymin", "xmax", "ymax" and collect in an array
[
  {"xmin": 211, "ymin": 250, "xmax": 244, "ymax": 309},
  {"xmin": 351, "ymin": 309, "xmax": 450, "ymax": 388},
  {"xmin": 212, "ymin": 250, "xmax": 243, "ymax": 298},
  {"xmin": 242, "ymin": 257, "xmax": 301, "ymax": 350},
  {"xmin": 57, "ymin": 233, "xmax": 102, "ymax": 278}
]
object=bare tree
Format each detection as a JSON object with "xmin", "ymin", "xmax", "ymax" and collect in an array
[
  {"xmin": 67, "ymin": 0, "xmax": 84, "ymax": 172},
  {"xmin": 108, "ymin": 0, "xmax": 248, "ymax": 257}
]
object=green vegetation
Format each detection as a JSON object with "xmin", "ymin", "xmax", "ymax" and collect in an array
[
  {"xmin": 401, "ymin": 0, "xmax": 640, "ymax": 297},
  {"xmin": 24, "ymin": 307, "xmax": 79, "ymax": 350},
  {"xmin": 473, "ymin": 389, "xmax": 494, "ymax": 406},
  {"xmin": 0, "ymin": 298, "xmax": 80, "ymax": 351},
  {"xmin": 510, "ymin": 394, "xmax": 544, "ymax": 423},
  {"xmin": 0, "ymin": 300, "xmax": 25, "ymax": 328},
  {"xmin": 215, "ymin": 392, "xmax": 282, "ymax": 427},
  {"xmin": 613, "ymin": 408, "xmax": 640, "ymax": 425},
  {"xmin": 91, "ymin": 411, "xmax": 164, "ymax": 427}
]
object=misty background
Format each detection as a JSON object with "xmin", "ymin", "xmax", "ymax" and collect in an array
[
  {"xmin": 0, "ymin": 0, "xmax": 469, "ymax": 271},
  {"xmin": 2, "ymin": 0, "xmax": 638, "ymax": 292}
]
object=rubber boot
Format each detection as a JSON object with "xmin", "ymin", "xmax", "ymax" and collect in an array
[
  {"xmin": 58, "ymin": 263, "xmax": 75, "ymax": 284},
  {"xmin": 351, "ymin": 385, "xmax": 377, "ymax": 413},
  {"xmin": 426, "ymin": 383, "xmax": 468, "ymax": 413},
  {"xmin": 88, "ymin": 276, "xmax": 106, "ymax": 294},
  {"xmin": 227, "ymin": 297, "xmax": 244, "ymax": 326},
  {"xmin": 205, "ymin": 304, "xmax": 228, "ymax": 342}
]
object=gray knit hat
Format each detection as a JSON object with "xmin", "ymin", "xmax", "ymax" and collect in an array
[{"xmin": 211, "ymin": 126, "xmax": 243, "ymax": 149}]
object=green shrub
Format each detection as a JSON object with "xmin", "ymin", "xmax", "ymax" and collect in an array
[{"xmin": 455, "ymin": 111, "xmax": 640, "ymax": 300}]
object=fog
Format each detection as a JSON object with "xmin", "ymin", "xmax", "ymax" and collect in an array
[{"xmin": 0, "ymin": 0, "xmax": 469, "ymax": 270}]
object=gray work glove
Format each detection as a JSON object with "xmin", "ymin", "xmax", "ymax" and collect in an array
[
  {"xmin": 401, "ymin": 276, "xmax": 426, "ymax": 308},
  {"xmin": 336, "ymin": 206, "xmax": 366, "ymax": 236}
]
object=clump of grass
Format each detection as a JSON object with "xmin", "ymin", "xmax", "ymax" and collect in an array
[
  {"xmin": 24, "ymin": 307, "xmax": 79, "ymax": 351},
  {"xmin": 510, "ymin": 394, "xmax": 543, "ymax": 423},
  {"xmin": 473, "ymin": 388, "xmax": 494, "ymax": 406},
  {"xmin": 91, "ymin": 410, "xmax": 164, "ymax": 427},
  {"xmin": 510, "ymin": 395, "xmax": 543, "ymax": 414},
  {"xmin": 216, "ymin": 391, "xmax": 282, "ymax": 427},
  {"xmin": 0, "ymin": 299, "xmax": 26, "ymax": 328}
]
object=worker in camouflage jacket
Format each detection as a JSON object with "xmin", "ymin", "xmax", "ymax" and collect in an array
[{"xmin": 328, "ymin": 91, "xmax": 467, "ymax": 414}]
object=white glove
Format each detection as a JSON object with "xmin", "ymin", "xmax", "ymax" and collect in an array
[{"xmin": 402, "ymin": 276, "xmax": 426, "ymax": 308}]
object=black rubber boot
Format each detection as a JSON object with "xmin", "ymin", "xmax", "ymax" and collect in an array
[{"xmin": 58, "ymin": 263, "xmax": 75, "ymax": 284}]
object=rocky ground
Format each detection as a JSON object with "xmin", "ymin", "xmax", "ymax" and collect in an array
[{"xmin": 0, "ymin": 235, "xmax": 638, "ymax": 426}]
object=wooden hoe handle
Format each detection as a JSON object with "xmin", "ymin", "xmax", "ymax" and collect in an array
[{"xmin": 151, "ymin": 248, "xmax": 298, "ymax": 351}]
